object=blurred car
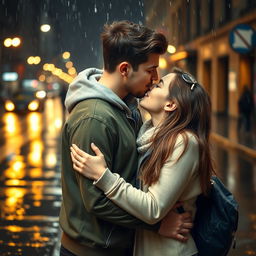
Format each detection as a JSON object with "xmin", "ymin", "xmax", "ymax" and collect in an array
[
  {"xmin": 4, "ymin": 89, "xmax": 46, "ymax": 113},
  {"xmin": 45, "ymin": 82, "xmax": 61, "ymax": 98}
]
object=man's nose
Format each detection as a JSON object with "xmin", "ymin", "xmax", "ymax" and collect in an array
[{"xmin": 151, "ymin": 70, "xmax": 158, "ymax": 83}]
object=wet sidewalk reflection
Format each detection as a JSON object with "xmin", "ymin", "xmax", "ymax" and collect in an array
[
  {"xmin": 212, "ymin": 113, "xmax": 256, "ymax": 152},
  {"xmin": 0, "ymin": 98, "xmax": 63, "ymax": 256},
  {"xmin": 212, "ymin": 143, "xmax": 256, "ymax": 256}
]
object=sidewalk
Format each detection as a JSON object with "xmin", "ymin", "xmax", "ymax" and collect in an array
[{"xmin": 210, "ymin": 113, "xmax": 256, "ymax": 158}]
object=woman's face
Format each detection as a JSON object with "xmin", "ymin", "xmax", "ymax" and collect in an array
[{"xmin": 139, "ymin": 73, "xmax": 175, "ymax": 114}]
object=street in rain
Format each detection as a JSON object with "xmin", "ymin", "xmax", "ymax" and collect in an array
[{"xmin": 0, "ymin": 0, "xmax": 256, "ymax": 255}]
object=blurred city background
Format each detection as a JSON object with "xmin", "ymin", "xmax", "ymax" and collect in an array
[{"xmin": 0, "ymin": 0, "xmax": 255, "ymax": 255}]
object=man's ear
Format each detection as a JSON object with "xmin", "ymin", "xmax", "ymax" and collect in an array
[
  {"xmin": 119, "ymin": 62, "xmax": 131, "ymax": 77},
  {"xmin": 164, "ymin": 101, "xmax": 177, "ymax": 112}
]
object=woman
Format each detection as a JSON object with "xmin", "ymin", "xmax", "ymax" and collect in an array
[{"xmin": 70, "ymin": 68, "xmax": 214, "ymax": 256}]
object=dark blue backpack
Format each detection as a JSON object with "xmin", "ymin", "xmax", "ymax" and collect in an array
[{"xmin": 192, "ymin": 176, "xmax": 239, "ymax": 256}]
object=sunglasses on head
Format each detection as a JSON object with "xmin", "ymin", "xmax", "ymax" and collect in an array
[{"xmin": 181, "ymin": 73, "xmax": 197, "ymax": 91}]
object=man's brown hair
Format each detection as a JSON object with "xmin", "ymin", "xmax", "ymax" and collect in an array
[{"xmin": 101, "ymin": 20, "xmax": 168, "ymax": 72}]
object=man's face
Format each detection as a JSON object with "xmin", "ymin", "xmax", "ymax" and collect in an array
[{"xmin": 125, "ymin": 53, "xmax": 160, "ymax": 98}]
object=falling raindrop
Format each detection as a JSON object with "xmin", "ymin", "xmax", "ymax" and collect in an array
[
  {"xmin": 78, "ymin": 17, "xmax": 82, "ymax": 27},
  {"xmin": 141, "ymin": 11, "xmax": 143, "ymax": 17},
  {"xmin": 106, "ymin": 12, "xmax": 109, "ymax": 22},
  {"xmin": 84, "ymin": 32, "xmax": 87, "ymax": 38},
  {"xmin": 94, "ymin": 4, "xmax": 97, "ymax": 13},
  {"xmin": 109, "ymin": 2, "xmax": 112, "ymax": 9}
]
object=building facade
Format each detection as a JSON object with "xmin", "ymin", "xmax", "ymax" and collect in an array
[{"xmin": 145, "ymin": 0, "xmax": 256, "ymax": 117}]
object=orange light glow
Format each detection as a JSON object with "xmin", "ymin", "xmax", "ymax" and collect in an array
[{"xmin": 169, "ymin": 51, "xmax": 188, "ymax": 62}]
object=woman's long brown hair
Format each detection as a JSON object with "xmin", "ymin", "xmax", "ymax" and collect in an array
[{"xmin": 140, "ymin": 68, "xmax": 214, "ymax": 195}]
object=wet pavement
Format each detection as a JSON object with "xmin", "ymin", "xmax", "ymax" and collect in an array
[
  {"xmin": 0, "ymin": 98, "xmax": 63, "ymax": 256},
  {"xmin": 0, "ymin": 100, "xmax": 255, "ymax": 255},
  {"xmin": 211, "ymin": 113, "xmax": 256, "ymax": 256},
  {"xmin": 212, "ymin": 145, "xmax": 256, "ymax": 256},
  {"xmin": 212, "ymin": 113, "xmax": 256, "ymax": 157}
]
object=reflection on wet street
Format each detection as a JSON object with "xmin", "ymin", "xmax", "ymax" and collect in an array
[
  {"xmin": 212, "ymin": 143, "xmax": 256, "ymax": 256},
  {"xmin": 0, "ymin": 98, "xmax": 63, "ymax": 256},
  {"xmin": 0, "ymin": 97, "xmax": 255, "ymax": 255}
]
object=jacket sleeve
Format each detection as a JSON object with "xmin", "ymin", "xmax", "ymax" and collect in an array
[
  {"xmin": 69, "ymin": 117, "xmax": 159, "ymax": 230},
  {"xmin": 94, "ymin": 135, "xmax": 199, "ymax": 224}
]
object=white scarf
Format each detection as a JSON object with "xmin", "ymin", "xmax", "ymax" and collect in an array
[{"xmin": 136, "ymin": 120, "xmax": 157, "ymax": 154}]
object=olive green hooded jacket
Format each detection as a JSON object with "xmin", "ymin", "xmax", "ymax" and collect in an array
[{"xmin": 59, "ymin": 68, "xmax": 156, "ymax": 253}]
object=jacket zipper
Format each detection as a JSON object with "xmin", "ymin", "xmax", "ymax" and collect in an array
[{"xmin": 105, "ymin": 226, "xmax": 115, "ymax": 248}]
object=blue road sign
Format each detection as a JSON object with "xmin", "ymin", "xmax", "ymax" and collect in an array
[{"xmin": 229, "ymin": 24, "xmax": 256, "ymax": 54}]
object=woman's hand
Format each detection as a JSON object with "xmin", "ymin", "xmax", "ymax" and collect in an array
[{"xmin": 70, "ymin": 143, "xmax": 107, "ymax": 180}]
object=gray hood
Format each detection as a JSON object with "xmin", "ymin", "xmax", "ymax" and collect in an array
[{"xmin": 65, "ymin": 68, "xmax": 138, "ymax": 117}]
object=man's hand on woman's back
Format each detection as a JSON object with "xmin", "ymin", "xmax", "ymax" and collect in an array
[{"xmin": 158, "ymin": 209, "xmax": 193, "ymax": 242}]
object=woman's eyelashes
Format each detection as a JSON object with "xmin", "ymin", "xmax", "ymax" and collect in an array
[{"xmin": 154, "ymin": 79, "xmax": 163, "ymax": 88}]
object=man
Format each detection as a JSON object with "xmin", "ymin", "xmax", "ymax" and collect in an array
[{"xmin": 59, "ymin": 20, "xmax": 191, "ymax": 256}]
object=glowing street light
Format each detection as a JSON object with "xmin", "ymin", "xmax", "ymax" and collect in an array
[
  {"xmin": 65, "ymin": 61, "xmax": 73, "ymax": 69},
  {"xmin": 62, "ymin": 51, "xmax": 70, "ymax": 59},
  {"xmin": 12, "ymin": 37, "xmax": 21, "ymax": 47},
  {"xmin": 40, "ymin": 24, "xmax": 51, "ymax": 32},
  {"xmin": 159, "ymin": 57, "xmax": 167, "ymax": 69},
  {"xmin": 34, "ymin": 56, "xmax": 41, "ymax": 64},
  {"xmin": 167, "ymin": 45, "xmax": 176, "ymax": 54},
  {"xmin": 39, "ymin": 74, "xmax": 46, "ymax": 82},
  {"xmin": 68, "ymin": 67, "xmax": 76, "ymax": 76},
  {"xmin": 27, "ymin": 56, "xmax": 41, "ymax": 65},
  {"xmin": 4, "ymin": 37, "xmax": 21, "ymax": 47},
  {"xmin": 27, "ymin": 56, "xmax": 34, "ymax": 65},
  {"xmin": 4, "ymin": 38, "xmax": 12, "ymax": 47}
]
